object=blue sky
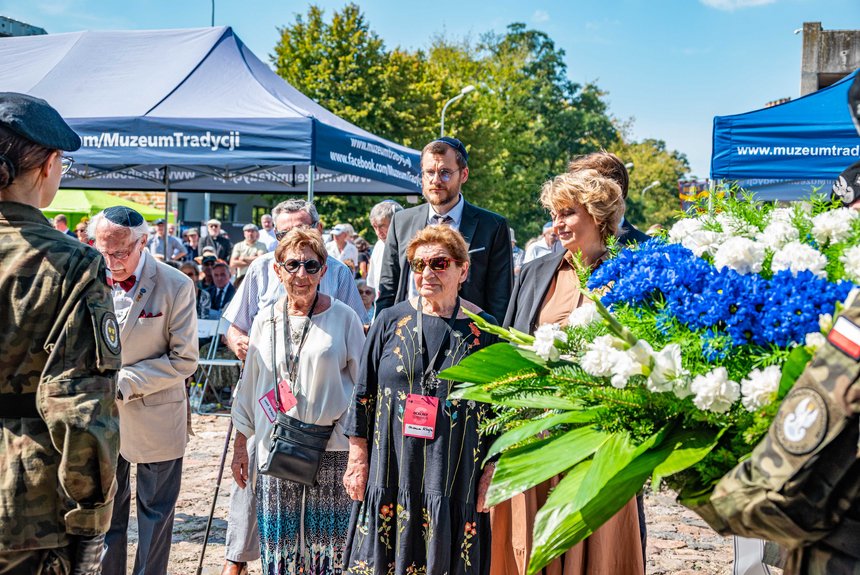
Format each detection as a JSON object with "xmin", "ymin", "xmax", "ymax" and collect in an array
[{"xmin": 2, "ymin": 0, "xmax": 859, "ymax": 178}]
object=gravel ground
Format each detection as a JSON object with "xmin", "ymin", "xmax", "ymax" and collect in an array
[{"xmin": 124, "ymin": 414, "xmax": 747, "ymax": 574}]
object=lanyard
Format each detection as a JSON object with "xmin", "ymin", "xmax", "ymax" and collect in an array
[
  {"xmin": 269, "ymin": 291, "xmax": 319, "ymax": 411},
  {"xmin": 416, "ymin": 295, "xmax": 460, "ymax": 395}
]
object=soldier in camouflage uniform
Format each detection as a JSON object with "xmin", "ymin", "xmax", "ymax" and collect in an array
[
  {"xmin": 0, "ymin": 93, "xmax": 121, "ymax": 574},
  {"xmin": 700, "ymin": 289, "xmax": 860, "ymax": 574}
]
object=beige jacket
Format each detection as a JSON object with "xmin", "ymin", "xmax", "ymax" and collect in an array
[{"xmin": 116, "ymin": 253, "xmax": 198, "ymax": 463}]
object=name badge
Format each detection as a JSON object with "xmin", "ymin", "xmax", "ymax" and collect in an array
[
  {"xmin": 258, "ymin": 380, "xmax": 298, "ymax": 423},
  {"xmin": 403, "ymin": 394, "xmax": 439, "ymax": 440}
]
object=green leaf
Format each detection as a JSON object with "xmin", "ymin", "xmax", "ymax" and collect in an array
[
  {"xmin": 485, "ymin": 427, "xmax": 609, "ymax": 508},
  {"xmin": 651, "ymin": 430, "xmax": 722, "ymax": 489},
  {"xmin": 527, "ymin": 428, "xmax": 679, "ymax": 574},
  {"xmin": 778, "ymin": 345, "xmax": 813, "ymax": 399},
  {"xmin": 440, "ymin": 342, "xmax": 546, "ymax": 384},
  {"xmin": 450, "ymin": 383, "xmax": 582, "ymax": 410},
  {"xmin": 484, "ymin": 410, "xmax": 599, "ymax": 463}
]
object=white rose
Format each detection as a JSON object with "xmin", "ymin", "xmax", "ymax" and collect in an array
[
  {"xmin": 580, "ymin": 335, "xmax": 619, "ymax": 377},
  {"xmin": 667, "ymin": 218, "xmax": 704, "ymax": 244},
  {"xmin": 756, "ymin": 219, "xmax": 799, "ymax": 250},
  {"xmin": 568, "ymin": 304, "xmax": 599, "ymax": 328},
  {"xmin": 531, "ymin": 323, "xmax": 568, "ymax": 361},
  {"xmin": 681, "ymin": 230, "xmax": 725, "ymax": 258},
  {"xmin": 647, "ymin": 343, "xmax": 689, "ymax": 394},
  {"xmin": 771, "ymin": 241, "xmax": 827, "ymax": 278},
  {"xmin": 811, "ymin": 209, "xmax": 858, "ymax": 246},
  {"xmin": 805, "ymin": 332, "xmax": 826, "ymax": 350},
  {"xmin": 740, "ymin": 365, "xmax": 782, "ymax": 411},
  {"xmin": 841, "ymin": 246, "xmax": 860, "ymax": 283},
  {"xmin": 690, "ymin": 367, "xmax": 740, "ymax": 413},
  {"xmin": 713, "ymin": 236, "xmax": 766, "ymax": 275}
]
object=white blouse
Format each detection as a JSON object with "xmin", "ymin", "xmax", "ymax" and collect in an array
[{"xmin": 231, "ymin": 298, "xmax": 366, "ymax": 468}]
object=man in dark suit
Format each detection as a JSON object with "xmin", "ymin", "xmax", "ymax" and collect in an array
[
  {"xmin": 206, "ymin": 260, "xmax": 236, "ymax": 319},
  {"xmin": 199, "ymin": 218, "xmax": 233, "ymax": 261},
  {"xmin": 376, "ymin": 137, "xmax": 512, "ymax": 322},
  {"xmin": 568, "ymin": 151, "xmax": 649, "ymax": 246}
]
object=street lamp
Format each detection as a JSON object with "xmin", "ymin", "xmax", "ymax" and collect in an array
[
  {"xmin": 440, "ymin": 85, "xmax": 476, "ymax": 137},
  {"xmin": 641, "ymin": 180, "xmax": 662, "ymax": 196}
]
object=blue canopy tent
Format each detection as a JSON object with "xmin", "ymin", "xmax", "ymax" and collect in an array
[
  {"xmin": 711, "ymin": 69, "xmax": 860, "ymax": 200},
  {"xmin": 0, "ymin": 27, "xmax": 421, "ymax": 198}
]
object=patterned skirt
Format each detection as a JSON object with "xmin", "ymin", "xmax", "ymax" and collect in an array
[{"xmin": 256, "ymin": 451, "xmax": 352, "ymax": 575}]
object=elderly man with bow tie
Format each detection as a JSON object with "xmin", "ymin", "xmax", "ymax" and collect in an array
[{"xmin": 89, "ymin": 206, "xmax": 198, "ymax": 575}]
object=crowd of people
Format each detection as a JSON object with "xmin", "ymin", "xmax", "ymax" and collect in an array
[{"xmin": 3, "ymin": 86, "xmax": 860, "ymax": 575}]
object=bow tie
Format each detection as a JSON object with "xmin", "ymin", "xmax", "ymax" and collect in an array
[{"xmin": 108, "ymin": 275, "xmax": 136, "ymax": 292}]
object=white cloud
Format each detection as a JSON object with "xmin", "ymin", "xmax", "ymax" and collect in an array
[
  {"xmin": 532, "ymin": 10, "xmax": 549, "ymax": 23},
  {"xmin": 700, "ymin": 0, "xmax": 776, "ymax": 10}
]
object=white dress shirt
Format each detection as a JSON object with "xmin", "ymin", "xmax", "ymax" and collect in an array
[
  {"xmin": 109, "ymin": 250, "xmax": 148, "ymax": 326},
  {"xmin": 367, "ymin": 239, "xmax": 386, "ymax": 290}
]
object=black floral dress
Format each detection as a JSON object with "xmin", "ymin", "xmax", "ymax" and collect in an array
[{"xmin": 343, "ymin": 301, "xmax": 497, "ymax": 575}]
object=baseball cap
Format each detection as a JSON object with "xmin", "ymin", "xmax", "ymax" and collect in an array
[
  {"xmin": 543, "ymin": 221, "xmax": 554, "ymax": 231},
  {"xmin": 201, "ymin": 246, "xmax": 217, "ymax": 255},
  {"xmin": 431, "ymin": 136, "xmax": 468, "ymax": 163},
  {"xmin": 243, "ymin": 223, "xmax": 259, "ymax": 232},
  {"xmin": 199, "ymin": 255, "xmax": 217, "ymax": 265},
  {"xmin": 154, "ymin": 218, "xmax": 166, "ymax": 225},
  {"xmin": 206, "ymin": 218, "xmax": 221, "ymax": 226},
  {"xmin": 332, "ymin": 224, "xmax": 348, "ymax": 235},
  {"xmin": 832, "ymin": 159, "xmax": 860, "ymax": 207},
  {"xmin": 0, "ymin": 92, "xmax": 81, "ymax": 151}
]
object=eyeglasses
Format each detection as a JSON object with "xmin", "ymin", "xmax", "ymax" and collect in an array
[
  {"xmin": 98, "ymin": 239, "xmax": 139, "ymax": 261},
  {"xmin": 421, "ymin": 168, "xmax": 460, "ymax": 183},
  {"xmin": 60, "ymin": 155, "xmax": 75, "ymax": 175},
  {"xmin": 409, "ymin": 256, "xmax": 460, "ymax": 274},
  {"xmin": 358, "ymin": 288, "xmax": 375, "ymax": 296},
  {"xmin": 278, "ymin": 258, "xmax": 323, "ymax": 274}
]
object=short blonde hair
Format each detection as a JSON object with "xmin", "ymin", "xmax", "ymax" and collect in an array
[
  {"xmin": 539, "ymin": 170, "xmax": 625, "ymax": 244},
  {"xmin": 275, "ymin": 227, "xmax": 327, "ymax": 264},
  {"xmin": 406, "ymin": 225, "xmax": 469, "ymax": 266}
]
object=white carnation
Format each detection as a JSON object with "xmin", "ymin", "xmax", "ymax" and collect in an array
[
  {"xmin": 805, "ymin": 332, "xmax": 826, "ymax": 350},
  {"xmin": 771, "ymin": 241, "xmax": 827, "ymax": 278},
  {"xmin": 769, "ymin": 207, "xmax": 795, "ymax": 224},
  {"xmin": 819, "ymin": 313, "xmax": 833, "ymax": 333},
  {"xmin": 580, "ymin": 335, "xmax": 621, "ymax": 377},
  {"xmin": 756, "ymin": 219, "xmax": 799, "ymax": 250},
  {"xmin": 811, "ymin": 209, "xmax": 858, "ymax": 245},
  {"xmin": 681, "ymin": 230, "xmax": 725, "ymax": 258},
  {"xmin": 608, "ymin": 340, "xmax": 653, "ymax": 389},
  {"xmin": 647, "ymin": 343, "xmax": 689, "ymax": 394},
  {"xmin": 567, "ymin": 304, "xmax": 598, "ymax": 328},
  {"xmin": 667, "ymin": 218, "xmax": 704, "ymax": 244},
  {"xmin": 690, "ymin": 367, "xmax": 740, "ymax": 413},
  {"xmin": 531, "ymin": 323, "xmax": 567, "ymax": 361},
  {"xmin": 841, "ymin": 246, "xmax": 860, "ymax": 283},
  {"xmin": 713, "ymin": 236, "xmax": 766, "ymax": 275},
  {"xmin": 740, "ymin": 365, "xmax": 781, "ymax": 411}
]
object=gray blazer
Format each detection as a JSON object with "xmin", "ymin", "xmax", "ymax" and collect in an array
[{"xmin": 376, "ymin": 200, "xmax": 513, "ymax": 323}]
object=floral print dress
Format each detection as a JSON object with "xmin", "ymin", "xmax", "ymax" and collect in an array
[{"xmin": 343, "ymin": 301, "xmax": 497, "ymax": 575}]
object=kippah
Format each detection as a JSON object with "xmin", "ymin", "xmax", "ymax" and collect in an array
[
  {"xmin": 432, "ymin": 136, "xmax": 468, "ymax": 163},
  {"xmin": 104, "ymin": 206, "xmax": 144, "ymax": 227}
]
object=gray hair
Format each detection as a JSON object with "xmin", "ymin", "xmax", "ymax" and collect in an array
[
  {"xmin": 369, "ymin": 200, "xmax": 403, "ymax": 225},
  {"xmin": 271, "ymin": 199, "xmax": 320, "ymax": 226},
  {"xmin": 88, "ymin": 210, "xmax": 149, "ymax": 242}
]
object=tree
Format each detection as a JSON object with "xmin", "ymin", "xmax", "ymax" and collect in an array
[{"xmin": 609, "ymin": 137, "xmax": 690, "ymax": 229}]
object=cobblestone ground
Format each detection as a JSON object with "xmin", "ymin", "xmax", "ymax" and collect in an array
[{"xmin": 126, "ymin": 414, "xmax": 745, "ymax": 574}]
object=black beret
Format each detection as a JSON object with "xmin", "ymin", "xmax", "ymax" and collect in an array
[
  {"xmin": 832, "ymin": 159, "xmax": 860, "ymax": 207},
  {"xmin": 850, "ymin": 72, "xmax": 860, "ymax": 136},
  {"xmin": 0, "ymin": 92, "xmax": 81, "ymax": 151},
  {"xmin": 104, "ymin": 206, "xmax": 144, "ymax": 228},
  {"xmin": 431, "ymin": 136, "xmax": 468, "ymax": 163}
]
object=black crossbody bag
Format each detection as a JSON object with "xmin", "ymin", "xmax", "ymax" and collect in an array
[{"xmin": 260, "ymin": 294, "xmax": 334, "ymax": 486}]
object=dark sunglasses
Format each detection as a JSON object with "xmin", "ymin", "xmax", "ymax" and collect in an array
[
  {"xmin": 409, "ymin": 256, "xmax": 459, "ymax": 274},
  {"xmin": 279, "ymin": 258, "xmax": 323, "ymax": 274}
]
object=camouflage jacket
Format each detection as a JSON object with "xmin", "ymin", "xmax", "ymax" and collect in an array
[
  {"xmin": 0, "ymin": 201, "xmax": 121, "ymax": 551},
  {"xmin": 706, "ymin": 289, "xmax": 860, "ymax": 574}
]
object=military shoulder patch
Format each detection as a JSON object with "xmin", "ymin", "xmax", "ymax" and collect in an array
[
  {"xmin": 101, "ymin": 312, "xmax": 121, "ymax": 355},
  {"xmin": 775, "ymin": 388, "xmax": 828, "ymax": 456},
  {"xmin": 827, "ymin": 316, "xmax": 860, "ymax": 360}
]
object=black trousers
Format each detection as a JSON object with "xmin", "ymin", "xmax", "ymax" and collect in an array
[{"xmin": 103, "ymin": 454, "xmax": 183, "ymax": 575}]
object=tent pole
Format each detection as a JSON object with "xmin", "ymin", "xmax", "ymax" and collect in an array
[
  {"xmin": 307, "ymin": 165, "xmax": 314, "ymax": 203},
  {"xmin": 163, "ymin": 166, "xmax": 170, "ymax": 261}
]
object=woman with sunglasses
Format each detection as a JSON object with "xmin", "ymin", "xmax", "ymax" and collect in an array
[
  {"xmin": 491, "ymin": 170, "xmax": 644, "ymax": 575},
  {"xmin": 342, "ymin": 225, "xmax": 498, "ymax": 575},
  {"xmin": 231, "ymin": 227, "xmax": 365, "ymax": 575}
]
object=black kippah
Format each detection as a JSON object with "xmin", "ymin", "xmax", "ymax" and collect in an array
[
  {"xmin": 104, "ymin": 206, "xmax": 144, "ymax": 227},
  {"xmin": 432, "ymin": 136, "xmax": 469, "ymax": 163}
]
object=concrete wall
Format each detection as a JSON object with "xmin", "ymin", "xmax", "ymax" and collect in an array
[{"xmin": 801, "ymin": 22, "xmax": 860, "ymax": 96}]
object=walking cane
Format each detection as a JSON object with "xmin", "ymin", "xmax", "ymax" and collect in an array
[{"xmin": 196, "ymin": 417, "xmax": 234, "ymax": 575}]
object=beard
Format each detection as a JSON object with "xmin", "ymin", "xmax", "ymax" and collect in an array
[{"xmin": 423, "ymin": 185, "xmax": 460, "ymax": 209}]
